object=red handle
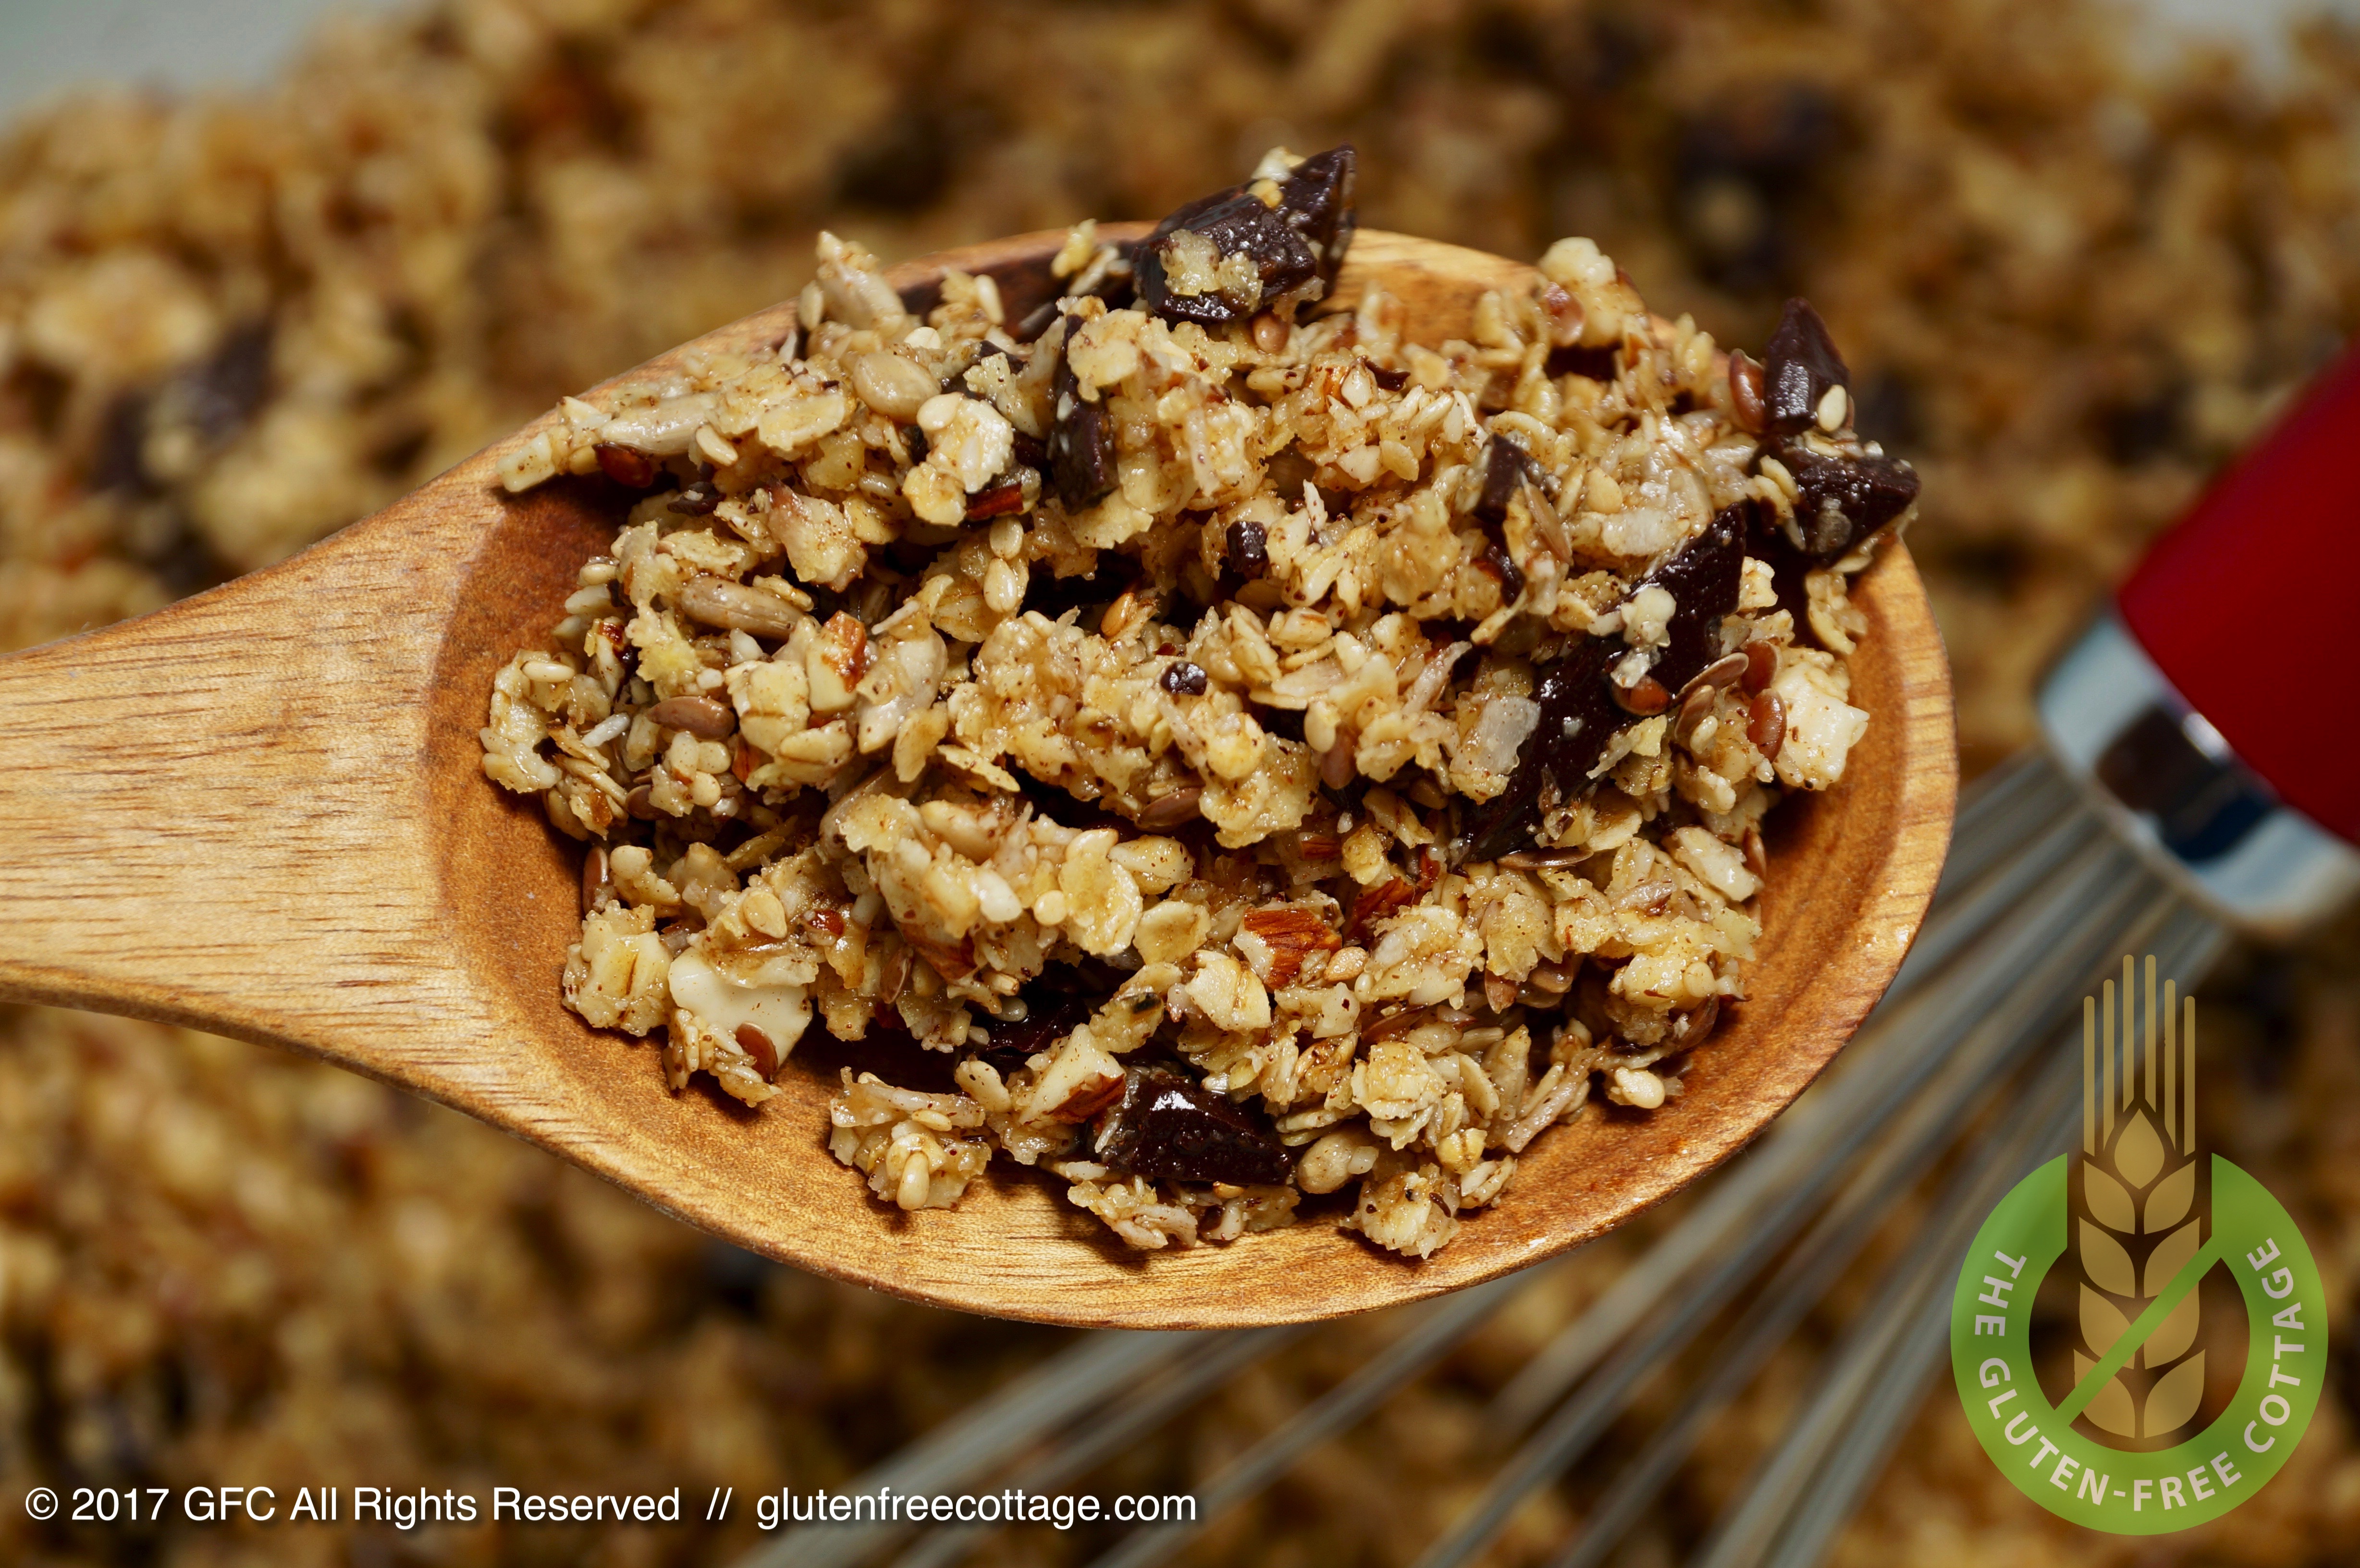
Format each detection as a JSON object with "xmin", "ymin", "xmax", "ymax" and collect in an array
[{"xmin": 2116, "ymin": 345, "xmax": 2360, "ymax": 847}]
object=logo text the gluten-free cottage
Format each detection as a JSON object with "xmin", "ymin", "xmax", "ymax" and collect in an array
[{"xmin": 1949, "ymin": 957, "xmax": 2323, "ymax": 1532}]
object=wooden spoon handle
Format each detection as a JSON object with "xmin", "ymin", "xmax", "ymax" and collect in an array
[{"xmin": 0, "ymin": 504, "xmax": 500, "ymax": 1083}]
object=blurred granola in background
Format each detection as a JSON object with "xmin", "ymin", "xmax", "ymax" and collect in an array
[{"xmin": 2, "ymin": 1, "xmax": 2358, "ymax": 1564}]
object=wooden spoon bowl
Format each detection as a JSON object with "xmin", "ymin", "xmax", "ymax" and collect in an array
[{"xmin": 0, "ymin": 228, "xmax": 1954, "ymax": 1327}]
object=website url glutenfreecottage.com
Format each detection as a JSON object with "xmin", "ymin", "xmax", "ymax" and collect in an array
[{"xmin": 755, "ymin": 1485, "xmax": 1196, "ymax": 1531}]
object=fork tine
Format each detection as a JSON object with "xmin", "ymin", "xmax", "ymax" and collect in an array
[
  {"xmin": 1884, "ymin": 791, "xmax": 2097, "ymax": 1007},
  {"xmin": 1758, "ymin": 1294, "xmax": 1962, "ymax": 1568},
  {"xmin": 1931, "ymin": 749, "xmax": 2075, "ymax": 897},
  {"xmin": 1081, "ymin": 1270, "xmax": 1536, "ymax": 1568},
  {"xmin": 1549, "ymin": 1047, "xmax": 2085, "ymax": 1568},
  {"xmin": 1701, "ymin": 907, "xmax": 2229, "ymax": 1568},
  {"xmin": 741, "ymin": 1330, "xmax": 1212, "ymax": 1568},
  {"xmin": 887, "ymin": 1324, "xmax": 1306, "ymax": 1568},
  {"xmin": 1481, "ymin": 1153, "xmax": 1778, "ymax": 1434},
  {"xmin": 1744, "ymin": 1055, "xmax": 2090, "ymax": 1568}
]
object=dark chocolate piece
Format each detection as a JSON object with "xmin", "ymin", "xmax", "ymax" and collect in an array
[
  {"xmin": 1648, "ymin": 500, "xmax": 1749, "ymax": 675},
  {"xmin": 1473, "ymin": 433, "xmax": 1547, "ymax": 526},
  {"xmin": 1048, "ymin": 315, "xmax": 1118, "ymax": 511},
  {"xmin": 165, "ymin": 319, "xmax": 274, "ymax": 449},
  {"xmin": 1096, "ymin": 1066, "xmax": 1292, "ymax": 1187},
  {"xmin": 668, "ymin": 479, "xmax": 722, "ymax": 515},
  {"xmin": 1137, "ymin": 192, "xmax": 1316, "ymax": 327},
  {"xmin": 1226, "ymin": 517, "xmax": 1269, "ymax": 578},
  {"xmin": 1546, "ymin": 343, "xmax": 1620, "ymax": 382},
  {"xmin": 92, "ymin": 320, "xmax": 274, "ymax": 496},
  {"xmin": 1761, "ymin": 438, "xmax": 1919, "ymax": 563},
  {"xmin": 1273, "ymin": 145, "xmax": 1357, "ymax": 293},
  {"xmin": 1475, "ymin": 539, "xmax": 1525, "ymax": 606},
  {"xmin": 973, "ymin": 990, "xmax": 1098, "ymax": 1074},
  {"xmin": 1761, "ymin": 298, "xmax": 1850, "ymax": 436},
  {"xmin": 1159, "ymin": 661, "xmax": 1210, "ymax": 696},
  {"xmin": 1470, "ymin": 434, "xmax": 1547, "ymax": 605},
  {"xmin": 1456, "ymin": 503, "xmax": 1748, "ymax": 864},
  {"xmin": 1135, "ymin": 146, "xmax": 1358, "ymax": 327}
]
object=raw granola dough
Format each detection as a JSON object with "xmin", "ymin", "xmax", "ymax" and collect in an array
[{"xmin": 483, "ymin": 148, "xmax": 1916, "ymax": 1258}]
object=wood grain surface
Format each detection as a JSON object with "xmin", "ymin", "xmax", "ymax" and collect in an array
[{"xmin": 0, "ymin": 228, "xmax": 1956, "ymax": 1327}]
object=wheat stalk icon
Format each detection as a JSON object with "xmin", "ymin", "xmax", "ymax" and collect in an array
[{"xmin": 2070, "ymin": 954, "xmax": 2205, "ymax": 1442}]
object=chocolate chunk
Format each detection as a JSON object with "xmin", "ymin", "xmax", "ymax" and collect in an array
[
  {"xmin": 1470, "ymin": 435, "xmax": 1546, "ymax": 605},
  {"xmin": 1159, "ymin": 661, "xmax": 1210, "ymax": 696},
  {"xmin": 1545, "ymin": 343, "xmax": 1620, "ymax": 382},
  {"xmin": 1456, "ymin": 503, "xmax": 1748, "ymax": 864},
  {"xmin": 1227, "ymin": 518, "xmax": 1269, "ymax": 578},
  {"xmin": 1761, "ymin": 298, "xmax": 1850, "ymax": 435},
  {"xmin": 1272, "ymin": 145, "xmax": 1357, "ymax": 293},
  {"xmin": 1674, "ymin": 90, "xmax": 1840, "ymax": 292},
  {"xmin": 1138, "ymin": 193, "xmax": 1317, "ymax": 327},
  {"xmin": 1647, "ymin": 499, "xmax": 1749, "ymax": 674},
  {"xmin": 1136, "ymin": 146, "xmax": 1359, "ymax": 328},
  {"xmin": 171, "ymin": 319, "xmax": 274, "ymax": 447},
  {"xmin": 1014, "ymin": 300, "xmax": 1058, "ymax": 345},
  {"xmin": 90, "ymin": 320, "xmax": 274, "ymax": 496},
  {"xmin": 1758, "ymin": 438, "xmax": 1919, "ymax": 563},
  {"xmin": 1049, "ymin": 316, "xmax": 1118, "ymax": 511},
  {"xmin": 88, "ymin": 391, "xmax": 153, "ymax": 493},
  {"xmin": 668, "ymin": 479, "xmax": 722, "ymax": 515},
  {"xmin": 973, "ymin": 988, "xmax": 1099, "ymax": 1073},
  {"xmin": 1475, "ymin": 538, "xmax": 1525, "ymax": 605},
  {"xmin": 1474, "ymin": 434, "xmax": 1547, "ymax": 526},
  {"xmin": 1095, "ymin": 1066, "xmax": 1292, "ymax": 1187},
  {"xmin": 1456, "ymin": 637, "xmax": 1615, "ymax": 869}
]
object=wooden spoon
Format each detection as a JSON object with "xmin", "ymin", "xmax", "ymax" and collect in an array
[{"xmin": 0, "ymin": 228, "xmax": 1954, "ymax": 1328}]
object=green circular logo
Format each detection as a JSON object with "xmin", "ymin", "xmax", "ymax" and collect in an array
[{"xmin": 1950, "ymin": 1153, "xmax": 2325, "ymax": 1531}]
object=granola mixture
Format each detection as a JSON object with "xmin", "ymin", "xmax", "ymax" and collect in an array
[
  {"xmin": 7, "ymin": 0, "xmax": 2360, "ymax": 1564},
  {"xmin": 480, "ymin": 151, "xmax": 1913, "ymax": 1256}
]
